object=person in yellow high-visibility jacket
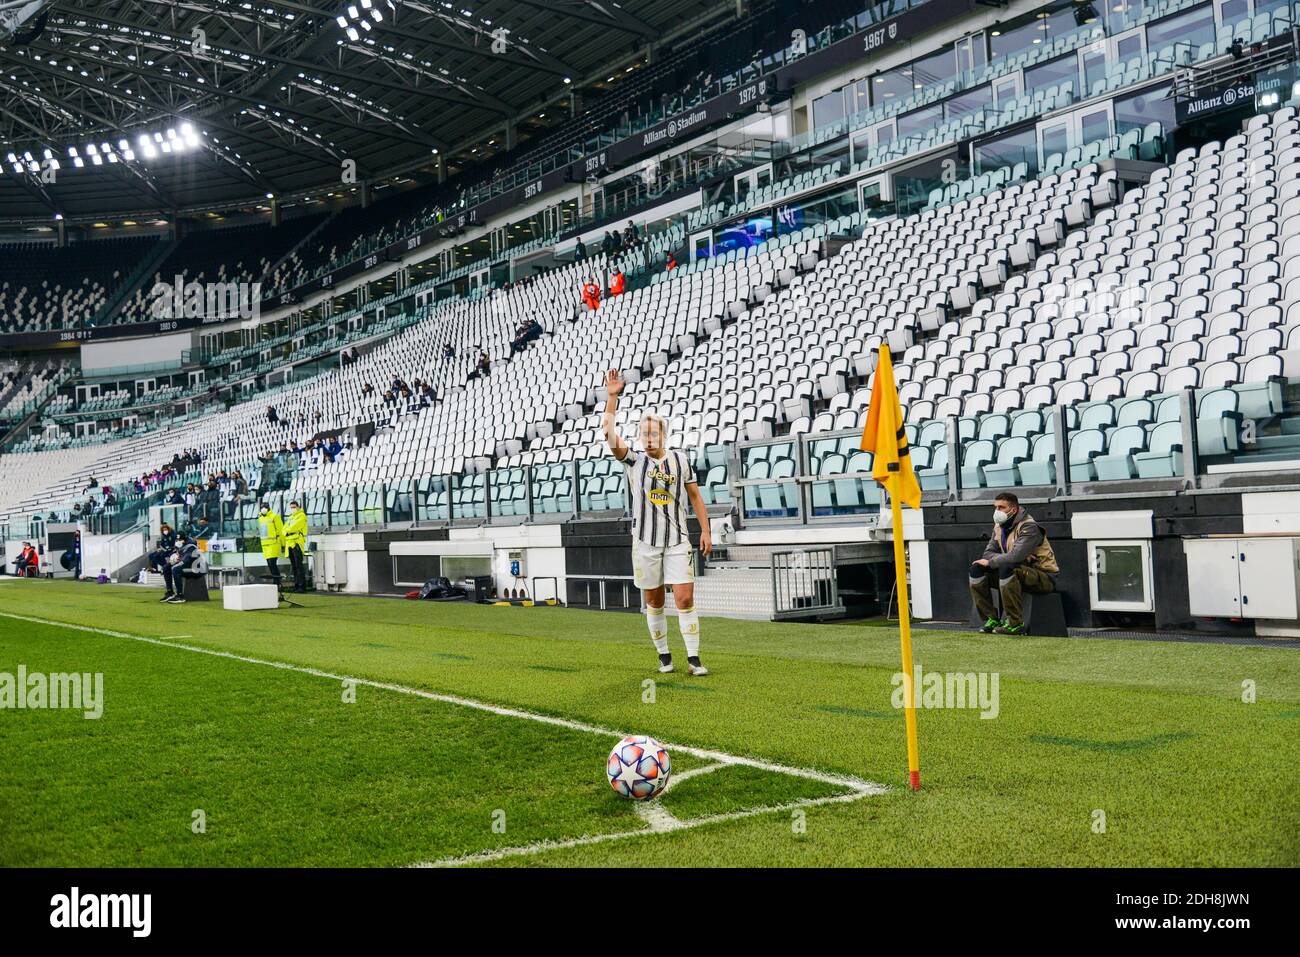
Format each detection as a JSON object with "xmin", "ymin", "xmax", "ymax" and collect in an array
[
  {"xmin": 283, "ymin": 499, "xmax": 310, "ymax": 593},
  {"xmin": 257, "ymin": 501, "xmax": 286, "ymax": 583}
]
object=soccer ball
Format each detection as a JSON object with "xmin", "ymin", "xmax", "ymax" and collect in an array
[{"xmin": 606, "ymin": 735, "xmax": 671, "ymax": 800}]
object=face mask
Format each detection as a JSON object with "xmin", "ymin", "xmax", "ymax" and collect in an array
[{"xmin": 993, "ymin": 509, "xmax": 1012, "ymax": 526}]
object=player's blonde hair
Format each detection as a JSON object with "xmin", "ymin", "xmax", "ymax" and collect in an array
[{"xmin": 638, "ymin": 411, "xmax": 670, "ymax": 448}]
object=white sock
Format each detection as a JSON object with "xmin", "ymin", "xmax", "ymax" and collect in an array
[
  {"xmin": 677, "ymin": 606, "xmax": 700, "ymax": 658},
  {"xmin": 645, "ymin": 606, "xmax": 669, "ymax": 655}
]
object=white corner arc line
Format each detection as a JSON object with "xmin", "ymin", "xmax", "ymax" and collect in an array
[
  {"xmin": 417, "ymin": 791, "xmax": 869, "ymax": 867},
  {"xmin": 0, "ymin": 610, "xmax": 889, "ymax": 864}
]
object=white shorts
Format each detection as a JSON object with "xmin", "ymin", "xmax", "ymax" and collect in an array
[{"xmin": 633, "ymin": 540, "xmax": 695, "ymax": 591}]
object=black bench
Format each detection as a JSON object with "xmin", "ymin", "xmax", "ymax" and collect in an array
[{"xmin": 180, "ymin": 572, "xmax": 210, "ymax": 602}]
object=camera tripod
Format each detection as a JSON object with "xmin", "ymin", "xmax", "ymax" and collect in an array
[{"xmin": 258, "ymin": 573, "xmax": 304, "ymax": 608}]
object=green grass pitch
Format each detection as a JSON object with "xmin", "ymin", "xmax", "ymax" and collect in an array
[{"xmin": 0, "ymin": 579, "xmax": 1296, "ymax": 867}]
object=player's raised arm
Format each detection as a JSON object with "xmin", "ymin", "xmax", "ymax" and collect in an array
[{"xmin": 602, "ymin": 369, "xmax": 629, "ymax": 461}]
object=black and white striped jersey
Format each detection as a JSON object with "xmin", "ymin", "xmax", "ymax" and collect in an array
[{"xmin": 619, "ymin": 448, "xmax": 697, "ymax": 548}]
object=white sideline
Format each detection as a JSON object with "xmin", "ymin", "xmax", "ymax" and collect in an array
[{"xmin": 0, "ymin": 609, "xmax": 888, "ymax": 864}]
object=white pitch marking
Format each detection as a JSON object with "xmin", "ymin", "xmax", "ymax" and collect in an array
[
  {"xmin": 634, "ymin": 801, "xmax": 683, "ymax": 833},
  {"xmin": 416, "ymin": 790, "xmax": 871, "ymax": 867},
  {"xmin": 666, "ymin": 762, "xmax": 727, "ymax": 786},
  {"xmin": 0, "ymin": 610, "xmax": 889, "ymax": 864}
]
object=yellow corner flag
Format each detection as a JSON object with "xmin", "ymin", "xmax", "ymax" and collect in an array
[
  {"xmin": 860, "ymin": 344, "xmax": 923, "ymax": 791},
  {"xmin": 859, "ymin": 344, "xmax": 921, "ymax": 509}
]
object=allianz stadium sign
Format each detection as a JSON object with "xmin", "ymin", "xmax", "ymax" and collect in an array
[{"xmin": 1175, "ymin": 78, "xmax": 1257, "ymax": 124}]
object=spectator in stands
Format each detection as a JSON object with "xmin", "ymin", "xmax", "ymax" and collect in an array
[
  {"xmin": 575, "ymin": 238, "xmax": 588, "ymax": 261},
  {"xmin": 193, "ymin": 517, "xmax": 213, "ymax": 540},
  {"xmin": 324, "ymin": 437, "xmax": 343, "ymax": 463},
  {"xmin": 184, "ymin": 483, "xmax": 198, "ymax": 509},
  {"xmin": 266, "ymin": 405, "xmax": 278, "ymax": 426},
  {"xmin": 582, "ymin": 277, "xmax": 601, "ymax": 311},
  {"xmin": 601, "ymin": 231, "xmax": 616, "ymax": 256},
  {"xmin": 510, "ymin": 318, "xmax": 543, "ymax": 355},
  {"xmin": 165, "ymin": 487, "xmax": 184, "ymax": 506},
  {"xmin": 83, "ymin": 475, "xmax": 98, "ymax": 493},
  {"xmin": 624, "ymin": 220, "xmax": 639, "ymax": 247},
  {"xmin": 362, "ymin": 382, "xmax": 374, "ymax": 397},
  {"xmin": 665, "ymin": 251, "xmax": 678, "ymax": 272},
  {"xmin": 609, "ymin": 267, "xmax": 626, "ymax": 297},
  {"xmin": 467, "ymin": 352, "xmax": 492, "ymax": 382},
  {"xmin": 284, "ymin": 500, "xmax": 310, "ymax": 593},
  {"xmin": 443, "ymin": 343, "xmax": 455, "ymax": 360},
  {"xmin": 969, "ymin": 492, "xmax": 1059, "ymax": 636}
]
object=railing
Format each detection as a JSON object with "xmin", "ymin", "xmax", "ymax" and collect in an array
[{"xmin": 772, "ymin": 548, "xmax": 843, "ymax": 620}]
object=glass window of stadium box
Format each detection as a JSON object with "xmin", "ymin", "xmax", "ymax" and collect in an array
[
  {"xmin": 1214, "ymin": 0, "xmax": 1250, "ymax": 26},
  {"xmin": 912, "ymin": 44, "xmax": 960, "ymax": 89},
  {"xmin": 851, "ymin": 118, "xmax": 897, "ymax": 161},
  {"xmin": 1104, "ymin": 0, "xmax": 1149, "ymax": 33},
  {"xmin": 806, "ymin": 431, "xmax": 882, "ymax": 519},
  {"xmin": 973, "ymin": 126, "xmax": 1040, "ymax": 177},
  {"xmin": 415, "ymin": 476, "xmax": 450, "ymax": 523},
  {"xmin": 812, "ymin": 90, "xmax": 846, "ymax": 133},
  {"xmin": 1025, "ymin": 54, "xmax": 1078, "ymax": 96},
  {"xmin": 386, "ymin": 483, "xmax": 414, "ymax": 524},
  {"xmin": 529, "ymin": 463, "xmax": 573, "ymax": 518},
  {"xmin": 1145, "ymin": 4, "xmax": 1216, "ymax": 53},
  {"xmin": 1195, "ymin": 377, "xmax": 1295, "ymax": 474},
  {"xmin": 452, "ymin": 473, "xmax": 486, "ymax": 521},
  {"xmin": 578, "ymin": 457, "xmax": 624, "ymax": 513},
  {"xmin": 945, "ymin": 85, "xmax": 994, "ymax": 123},
  {"xmin": 329, "ymin": 487, "xmax": 356, "ymax": 529},
  {"xmin": 737, "ymin": 437, "xmax": 801, "ymax": 522},
  {"xmin": 893, "ymin": 148, "xmax": 970, "ymax": 215},
  {"xmin": 775, "ymin": 185, "xmax": 859, "ymax": 236},
  {"xmin": 695, "ymin": 443, "xmax": 731, "ymax": 507},
  {"xmin": 489, "ymin": 467, "xmax": 528, "ymax": 520},
  {"xmin": 306, "ymin": 493, "xmax": 329, "ymax": 535}
]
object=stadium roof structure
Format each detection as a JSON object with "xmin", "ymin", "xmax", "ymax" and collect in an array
[{"xmin": 0, "ymin": 0, "xmax": 727, "ymax": 225}]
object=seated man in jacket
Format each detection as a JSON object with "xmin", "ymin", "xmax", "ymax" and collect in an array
[
  {"xmin": 160, "ymin": 533, "xmax": 203, "ymax": 603},
  {"xmin": 13, "ymin": 541, "xmax": 39, "ymax": 576},
  {"xmin": 969, "ymin": 492, "xmax": 1059, "ymax": 636},
  {"xmin": 148, "ymin": 523, "xmax": 177, "ymax": 572}
]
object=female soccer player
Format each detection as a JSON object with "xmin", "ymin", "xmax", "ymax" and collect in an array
[{"xmin": 602, "ymin": 369, "xmax": 712, "ymax": 675}]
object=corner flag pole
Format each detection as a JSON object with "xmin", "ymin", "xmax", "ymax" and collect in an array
[
  {"xmin": 890, "ymin": 485, "xmax": 922, "ymax": 791},
  {"xmin": 860, "ymin": 344, "xmax": 922, "ymax": 791}
]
